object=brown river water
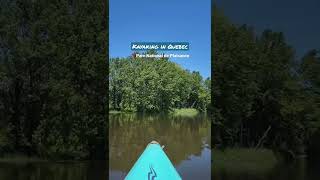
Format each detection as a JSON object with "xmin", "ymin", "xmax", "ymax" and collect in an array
[
  {"xmin": 1, "ymin": 113, "xmax": 319, "ymax": 180},
  {"xmin": 109, "ymin": 113, "xmax": 211, "ymax": 180}
]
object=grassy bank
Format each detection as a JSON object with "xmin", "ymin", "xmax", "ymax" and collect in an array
[
  {"xmin": 108, "ymin": 110, "xmax": 123, "ymax": 114},
  {"xmin": 108, "ymin": 110, "xmax": 136, "ymax": 114},
  {"xmin": 0, "ymin": 155, "xmax": 47, "ymax": 164},
  {"xmin": 213, "ymin": 148, "xmax": 278, "ymax": 174},
  {"xmin": 109, "ymin": 108, "xmax": 200, "ymax": 117},
  {"xmin": 0, "ymin": 154, "xmax": 94, "ymax": 164},
  {"xmin": 171, "ymin": 108, "xmax": 199, "ymax": 117}
]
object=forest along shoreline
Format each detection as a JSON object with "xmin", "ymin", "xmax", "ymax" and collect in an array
[
  {"xmin": 212, "ymin": 6, "xmax": 320, "ymax": 173},
  {"xmin": 109, "ymin": 54, "xmax": 211, "ymax": 115}
]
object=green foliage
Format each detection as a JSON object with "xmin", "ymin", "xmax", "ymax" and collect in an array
[
  {"xmin": 109, "ymin": 55, "xmax": 211, "ymax": 113},
  {"xmin": 0, "ymin": 0, "xmax": 107, "ymax": 159},
  {"xmin": 212, "ymin": 7, "xmax": 320, "ymax": 158}
]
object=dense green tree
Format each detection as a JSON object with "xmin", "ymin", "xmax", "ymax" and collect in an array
[
  {"xmin": 109, "ymin": 54, "xmax": 211, "ymax": 113},
  {"xmin": 0, "ymin": 0, "xmax": 107, "ymax": 159},
  {"xmin": 212, "ymin": 7, "xmax": 320, "ymax": 160},
  {"xmin": 300, "ymin": 50, "xmax": 320, "ymax": 161}
]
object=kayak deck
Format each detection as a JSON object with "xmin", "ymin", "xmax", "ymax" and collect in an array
[{"xmin": 125, "ymin": 141, "xmax": 182, "ymax": 180}]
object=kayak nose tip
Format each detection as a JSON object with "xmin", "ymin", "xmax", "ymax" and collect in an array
[
  {"xmin": 150, "ymin": 140, "xmax": 160, "ymax": 145},
  {"xmin": 149, "ymin": 141, "xmax": 165, "ymax": 149}
]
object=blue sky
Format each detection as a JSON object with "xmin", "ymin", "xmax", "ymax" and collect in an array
[
  {"xmin": 215, "ymin": 0, "xmax": 320, "ymax": 58},
  {"xmin": 110, "ymin": 0, "xmax": 211, "ymax": 78}
]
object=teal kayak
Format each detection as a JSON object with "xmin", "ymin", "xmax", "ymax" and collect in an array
[{"xmin": 125, "ymin": 141, "xmax": 182, "ymax": 180}]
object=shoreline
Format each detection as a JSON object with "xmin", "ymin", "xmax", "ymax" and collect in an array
[{"xmin": 109, "ymin": 108, "xmax": 201, "ymax": 117}]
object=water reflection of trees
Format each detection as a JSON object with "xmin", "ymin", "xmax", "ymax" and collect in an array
[{"xmin": 109, "ymin": 114, "xmax": 211, "ymax": 172}]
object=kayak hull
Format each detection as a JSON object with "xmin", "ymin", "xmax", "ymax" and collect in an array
[{"xmin": 125, "ymin": 141, "xmax": 182, "ymax": 180}]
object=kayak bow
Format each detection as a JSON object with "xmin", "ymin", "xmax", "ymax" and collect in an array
[{"xmin": 125, "ymin": 141, "xmax": 182, "ymax": 180}]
